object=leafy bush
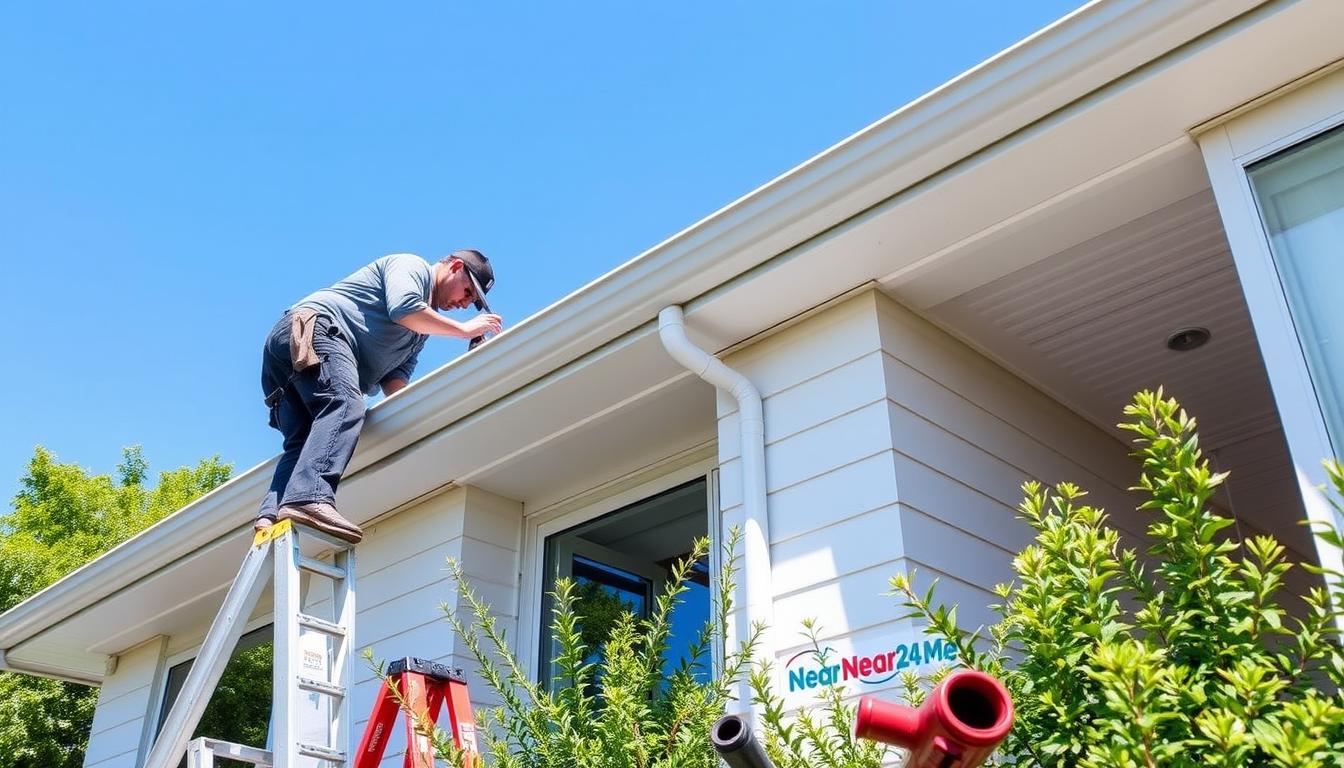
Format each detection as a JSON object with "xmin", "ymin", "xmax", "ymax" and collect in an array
[
  {"xmin": 895, "ymin": 390, "xmax": 1344, "ymax": 767},
  {"xmin": 429, "ymin": 531, "xmax": 763, "ymax": 768}
]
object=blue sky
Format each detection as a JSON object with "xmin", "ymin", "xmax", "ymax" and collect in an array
[{"xmin": 0, "ymin": 1, "xmax": 1083, "ymax": 500}]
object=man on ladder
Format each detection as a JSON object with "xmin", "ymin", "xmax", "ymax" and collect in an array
[
  {"xmin": 255, "ymin": 250, "xmax": 502, "ymax": 543},
  {"xmin": 143, "ymin": 251, "xmax": 502, "ymax": 767}
]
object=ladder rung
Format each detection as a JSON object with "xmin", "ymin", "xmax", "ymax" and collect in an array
[
  {"xmin": 297, "ymin": 613, "xmax": 347, "ymax": 638},
  {"xmin": 284, "ymin": 521, "xmax": 355, "ymax": 552},
  {"xmin": 298, "ymin": 555, "xmax": 347, "ymax": 580},
  {"xmin": 297, "ymin": 676, "xmax": 346, "ymax": 698},
  {"xmin": 297, "ymin": 742, "xmax": 347, "ymax": 761},
  {"xmin": 195, "ymin": 738, "xmax": 274, "ymax": 765}
]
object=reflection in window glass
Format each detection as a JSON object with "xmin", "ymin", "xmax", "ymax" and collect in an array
[
  {"xmin": 157, "ymin": 625, "xmax": 273, "ymax": 766},
  {"xmin": 1248, "ymin": 125, "xmax": 1344, "ymax": 454},
  {"xmin": 540, "ymin": 478, "xmax": 711, "ymax": 690}
]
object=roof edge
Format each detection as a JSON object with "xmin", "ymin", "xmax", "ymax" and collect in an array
[{"xmin": 0, "ymin": 0, "xmax": 1267, "ymax": 658}]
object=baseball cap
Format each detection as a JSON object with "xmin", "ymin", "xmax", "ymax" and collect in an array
[{"xmin": 452, "ymin": 249, "xmax": 494, "ymax": 312}]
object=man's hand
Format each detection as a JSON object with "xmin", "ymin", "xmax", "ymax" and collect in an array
[
  {"xmin": 461, "ymin": 313, "xmax": 503, "ymax": 338},
  {"xmin": 396, "ymin": 308, "xmax": 503, "ymax": 339},
  {"xmin": 381, "ymin": 378, "xmax": 408, "ymax": 396}
]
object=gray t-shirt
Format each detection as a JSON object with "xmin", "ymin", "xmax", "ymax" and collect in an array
[{"xmin": 295, "ymin": 254, "xmax": 431, "ymax": 395}]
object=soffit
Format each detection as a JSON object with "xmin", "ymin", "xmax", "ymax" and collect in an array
[{"xmin": 915, "ymin": 184, "xmax": 1313, "ymax": 563}]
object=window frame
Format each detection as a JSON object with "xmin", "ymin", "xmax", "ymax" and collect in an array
[
  {"xmin": 516, "ymin": 452, "xmax": 720, "ymax": 687},
  {"xmin": 1197, "ymin": 62, "xmax": 1344, "ymax": 587},
  {"xmin": 150, "ymin": 614, "xmax": 276, "ymax": 745}
]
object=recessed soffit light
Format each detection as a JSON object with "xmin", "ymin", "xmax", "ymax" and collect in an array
[{"xmin": 1166, "ymin": 327, "xmax": 1211, "ymax": 352}]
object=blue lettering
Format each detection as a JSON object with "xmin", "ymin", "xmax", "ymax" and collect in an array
[
  {"xmin": 924, "ymin": 640, "xmax": 942, "ymax": 662},
  {"xmin": 789, "ymin": 667, "xmax": 807, "ymax": 691}
]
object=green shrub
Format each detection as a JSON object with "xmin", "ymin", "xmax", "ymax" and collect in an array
[
  {"xmin": 895, "ymin": 389, "xmax": 1344, "ymax": 767},
  {"xmin": 427, "ymin": 531, "xmax": 763, "ymax": 768}
]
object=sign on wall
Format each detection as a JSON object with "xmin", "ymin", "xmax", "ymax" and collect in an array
[{"xmin": 775, "ymin": 629, "xmax": 959, "ymax": 706}]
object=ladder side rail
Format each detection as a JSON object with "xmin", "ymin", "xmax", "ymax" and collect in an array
[
  {"xmin": 399, "ymin": 673, "xmax": 433, "ymax": 768},
  {"xmin": 423, "ymin": 685, "xmax": 446, "ymax": 738},
  {"xmin": 273, "ymin": 525, "xmax": 303, "ymax": 768},
  {"xmin": 144, "ymin": 537, "xmax": 276, "ymax": 768},
  {"xmin": 354, "ymin": 677, "xmax": 400, "ymax": 768},
  {"xmin": 353, "ymin": 676, "xmax": 402, "ymax": 768},
  {"xmin": 443, "ymin": 676, "xmax": 479, "ymax": 768},
  {"xmin": 332, "ymin": 546, "xmax": 356, "ymax": 766},
  {"xmin": 186, "ymin": 739, "xmax": 212, "ymax": 768}
]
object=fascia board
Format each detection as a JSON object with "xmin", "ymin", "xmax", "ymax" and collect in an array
[{"xmin": 0, "ymin": 0, "xmax": 1268, "ymax": 659}]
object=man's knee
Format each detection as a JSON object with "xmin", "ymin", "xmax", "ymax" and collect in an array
[{"xmin": 345, "ymin": 389, "xmax": 367, "ymax": 421}]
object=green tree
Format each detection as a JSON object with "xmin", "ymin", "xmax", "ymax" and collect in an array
[{"xmin": 0, "ymin": 446, "xmax": 231, "ymax": 768}]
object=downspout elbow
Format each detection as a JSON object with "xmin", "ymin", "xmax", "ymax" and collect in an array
[{"xmin": 658, "ymin": 305, "xmax": 774, "ymax": 720}]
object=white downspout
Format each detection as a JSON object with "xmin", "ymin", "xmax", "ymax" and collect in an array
[{"xmin": 658, "ymin": 306, "xmax": 774, "ymax": 719}]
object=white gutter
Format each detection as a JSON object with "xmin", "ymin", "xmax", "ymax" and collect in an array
[{"xmin": 658, "ymin": 306, "xmax": 774, "ymax": 718}]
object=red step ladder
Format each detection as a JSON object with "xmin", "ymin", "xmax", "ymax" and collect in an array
[{"xmin": 355, "ymin": 657, "xmax": 479, "ymax": 768}]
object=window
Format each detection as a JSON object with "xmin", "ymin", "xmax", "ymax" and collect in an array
[
  {"xmin": 1248, "ymin": 124, "xmax": 1344, "ymax": 454},
  {"xmin": 157, "ymin": 625, "xmax": 274, "ymax": 765},
  {"xmin": 538, "ymin": 478, "xmax": 712, "ymax": 689}
]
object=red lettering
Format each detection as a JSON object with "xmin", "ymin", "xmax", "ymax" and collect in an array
[
  {"xmin": 842, "ymin": 655, "xmax": 860, "ymax": 679},
  {"xmin": 873, "ymin": 652, "xmax": 888, "ymax": 675}
]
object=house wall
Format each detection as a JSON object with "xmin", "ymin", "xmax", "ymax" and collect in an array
[
  {"xmin": 83, "ymin": 486, "xmax": 522, "ymax": 768},
  {"xmin": 82, "ymin": 636, "xmax": 168, "ymax": 768},
  {"xmin": 336, "ymin": 485, "xmax": 522, "ymax": 765},
  {"xmin": 717, "ymin": 290, "xmax": 1137, "ymax": 703}
]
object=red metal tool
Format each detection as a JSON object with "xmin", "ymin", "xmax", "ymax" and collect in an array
[{"xmin": 854, "ymin": 669, "xmax": 1014, "ymax": 768}]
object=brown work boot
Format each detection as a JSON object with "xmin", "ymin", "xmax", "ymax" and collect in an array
[{"xmin": 277, "ymin": 502, "xmax": 364, "ymax": 544}]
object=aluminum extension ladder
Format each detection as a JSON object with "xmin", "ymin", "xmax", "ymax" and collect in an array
[{"xmin": 142, "ymin": 519, "xmax": 356, "ymax": 768}]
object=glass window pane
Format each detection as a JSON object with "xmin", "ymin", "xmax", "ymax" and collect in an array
[
  {"xmin": 157, "ymin": 625, "xmax": 274, "ymax": 766},
  {"xmin": 1248, "ymin": 125, "xmax": 1344, "ymax": 455},
  {"xmin": 539, "ymin": 478, "xmax": 711, "ymax": 689}
]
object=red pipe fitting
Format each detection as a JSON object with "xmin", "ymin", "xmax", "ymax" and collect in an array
[{"xmin": 854, "ymin": 669, "xmax": 1013, "ymax": 768}]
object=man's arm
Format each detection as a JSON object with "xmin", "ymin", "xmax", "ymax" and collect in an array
[
  {"xmin": 395, "ymin": 308, "xmax": 502, "ymax": 339},
  {"xmin": 381, "ymin": 378, "xmax": 408, "ymax": 396}
]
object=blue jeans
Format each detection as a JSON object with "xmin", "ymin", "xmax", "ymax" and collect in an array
[{"xmin": 257, "ymin": 312, "xmax": 366, "ymax": 522}]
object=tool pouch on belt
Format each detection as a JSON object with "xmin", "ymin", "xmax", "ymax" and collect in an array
[{"xmin": 289, "ymin": 308, "xmax": 323, "ymax": 372}]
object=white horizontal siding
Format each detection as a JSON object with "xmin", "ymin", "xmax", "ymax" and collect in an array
[
  {"xmin": 719, "ymin": 400, "xmax": 895, "ymax": 512},
  {"xmin": 770, "ymin": 504, "xmax": 904, "ymax": 597},
  {"xmin": 889, "ymin": 453, "xmax": 1028, "ymax": 554},
  {"xmin": 756, "ymin": 452, "xmax": 901, "ymax": 544},
  {"xmin": 82, "ymin": 721, "xmax": 141, "ymax": 767},
  {"xmin": 876, "ymin": 293, "xmax": 1138, "ymax": 604},
  {"xmin": 83, "ymin": 636, "xmax": 166, "ymax": 768},
  {"xmin": 877, "ymin": 293, "xmax": 1136, "ymax": 485},
  {"xmin": 717, "ymin": 290, "xmax": 1138, "ymax": 698},
  {"xmin": 352, "ymin": 487, "xmax": 521, "ymax": 767},
  {"xmin": 716, "ymin": 297, "xmax": 884, "ymax": 408}
]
